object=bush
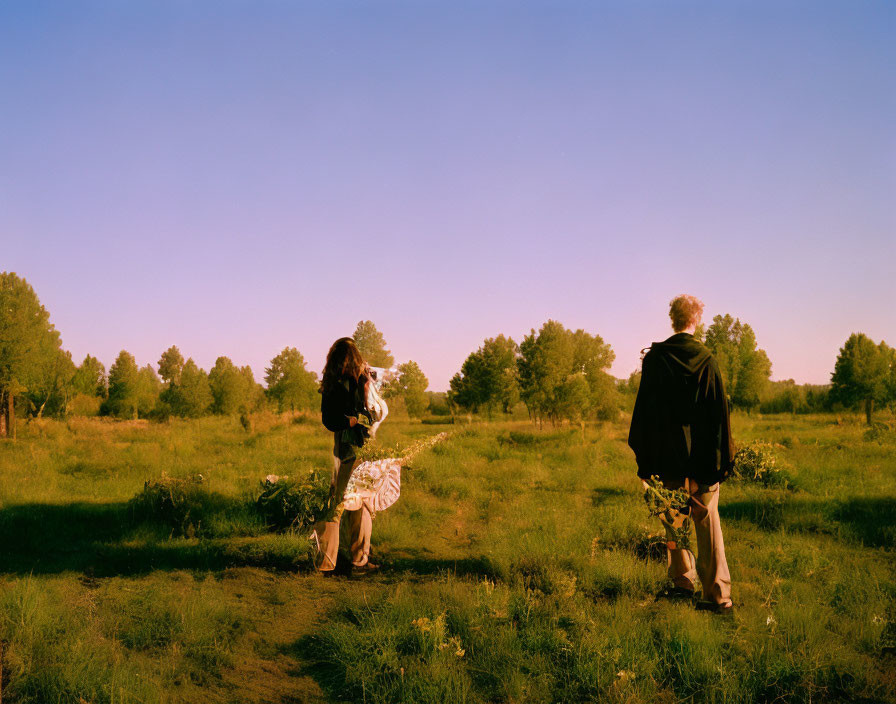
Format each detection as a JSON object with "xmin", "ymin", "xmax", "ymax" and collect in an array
[
  {"xmin": 863, "ymin": 422, "xmax": 894, "ymax": 444},
  {"xmin": 256, "ymin": 472, "xmax": 330, "ymax": 533},
  {"xmin": 732, "ymin": 442, "xmax": 794, "ymax": 489},
  {"xmin": 129, "ymin": 473, "xmax": 221, "ymax": 537}
]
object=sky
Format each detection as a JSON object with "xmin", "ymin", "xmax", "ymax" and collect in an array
[{"xmin": 1, "ymin": 1, "xmax": 894, "ymax": 390}]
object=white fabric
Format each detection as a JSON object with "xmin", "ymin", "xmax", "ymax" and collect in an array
[
  {"xmin": 365, "ymin": 380, "xmax": 389, "ymax": 437},
  {"xmin": 342, "ymin": 458, "xmax": 401, "ymax": 514}
]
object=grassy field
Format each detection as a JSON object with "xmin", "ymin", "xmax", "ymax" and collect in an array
[{"xmin": 0, "ymin": 411, "xmax": 894, "ymax": 703}]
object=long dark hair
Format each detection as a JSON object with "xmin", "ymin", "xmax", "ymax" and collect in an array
[{"xmin": 321, "ymin": 337, "xmax": 366, "ymax": 394}]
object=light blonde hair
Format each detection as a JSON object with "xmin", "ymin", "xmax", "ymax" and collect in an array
[{"xmin": 669, "ymin": 294, "xmax": 704, "ymax": 332}]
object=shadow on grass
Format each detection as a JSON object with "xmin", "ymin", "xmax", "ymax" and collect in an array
[
  {"xmin": 719, "ymin": 495, "xmax": 896, "ymax": 548},
  {"xmin": 282, "ymin": 634, "xmax": 352, "ymax": 704},
  {"xmin": 0, "ymin": 502, "xmax": 312, "ymax": 577},
  {"xmin": 384, "ymin": 547, "xmax": 500, "ymax": 580},
  {"xmin": 591, "ymin": 486, "xmax": 627, "ymax": 506}
]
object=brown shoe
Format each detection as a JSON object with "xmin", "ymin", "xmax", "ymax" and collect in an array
[
  {"xmin": 655, "ymin": 585, "xmax": 695, "ymax": 602},
  {"xmin": 695, "ymin": 600, "xmax": 733, "ymax": 615},
  {"xmin": 352, "ymin": 561, "xmax": 380, "ymax": 575}
]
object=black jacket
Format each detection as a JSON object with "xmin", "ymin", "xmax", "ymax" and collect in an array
[
  {"xmin": 320, "ymin": 374, "xmax": 371, "ymax": 451},
  {"xmin": 628, "ymin": 333, "xmax": 735, "ymax": 485}
]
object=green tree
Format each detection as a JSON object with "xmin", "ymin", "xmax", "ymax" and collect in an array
[
  {"xmin": 518, "ymin": 320, "xmax": 616, "ymax": 424},
  {"xmin": 353, "ymin": 320, "xmax": 395, "ymax": 368},
  {"xmin": 240, "ymin": 365, "xmax": 266, "ymax": 412},
  {"xmin": 209, "ymin": 356, "xmax": 259, "ymax": 415},
  {"xmin": 389, "ymin": 360, "xmax": 429, "ymax": 418},
  {"xmin": 449, "ymin": 335, "xmax": 520, "ymax": 417},
  {"xmin": 704, "ymin": 314, "xmax": 772, "ymax": 411},
  {"xmin": 265, "ymin": 347, "xmax": 319, "ymax": 412},
  {"xmin": 30, "ymin": 348, "xmax": 76, "ymax": 418},
  {"xmin": 830, "ymin": 333, "xmax": 893, "ymax": 425},
  {"xmin": 135, "ymin": 365, "xmax": 162, "ymax": 417},
  {"xmin": 166, "ymin": 359, "xmax": 212, "ymax": 417},
  {"xmin": 105, "ymin": 350, "xmax": 141, "ymax": 418},
  {"xmin": 0, "ymin": 272, "xmax": 66, "ymax": 436},
  {"xmin": 158, "ymin": 346, "xmax": 185, "ymax": 385},
  {"xmin": 72, "ymin": 354, "xmax": 107, "ymax": 397}
]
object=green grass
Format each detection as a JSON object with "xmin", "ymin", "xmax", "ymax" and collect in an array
[{"xmin": 0, "ymin": 412, "xmax": 894, "ymax": 702}]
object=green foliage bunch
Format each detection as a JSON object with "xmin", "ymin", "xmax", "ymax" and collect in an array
[
  {"xmin": 256, "ymin": 472, "xmax": 330, "ymax": 532},
  {"xmin": 760, "ymin": 379, "xmax": 830, "ymax": 414},
  {"xmin": 830, "ymin": 332, "xmax": 895, "ymax": 425},
  {"xmin": 71, "ymin": 354, "xmax": 107, "ymax": 398},
  {"xmin": 518, "ymin": 320, "xmax": 618, "ymax": 424},
  {"xmin": 863, "ymin": 422, "xmax": 895, "ymax": 445},
  {"xmin": 104, "ymin": 351, "xmax": 161, "ymax": 419},
  {"xmin": 129, "ymin": 473, "xmax": 210, "ymax": 537},
  {"xmin": 388, "ymin": 360, "xmax": 430, "ymax": 418},
  {"xmin": 732, "ymin": 442, "xmax": 792, "ymax": 488},
  {"xmin": 0, "ymin": 272, "xmax": 70, "ymax": 430},
  {"xmin": 703, "ymin": 313, "xmax": 772, "ymax": 411},
  {"xmin": 264, "ymin": 347, "xmax": 318, "ymax": 412},
  {"xmin": 449, "ymin": 334, "xmax": 520, "ymax": 417},
  {"xmin": 209, "ymin": 356, "xmax": 263, "ymax": 415},
  {"xmin": 642, "ymin": 476, "xmax": 692, "ymax": 551},
  {"xmin": 353, "ymin": 320, "xmax": 395, "ymax": 368}
]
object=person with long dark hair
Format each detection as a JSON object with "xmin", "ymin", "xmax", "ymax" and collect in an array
[{"xmin": 313, "ymin": 337, "xmax": 379, "ymax": 573}]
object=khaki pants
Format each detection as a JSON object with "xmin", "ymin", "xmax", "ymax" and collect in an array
[
  {"xmin": 661, "ymin": 478, "xmax": 731, "ymax": 606},
  {"xmin": 313, "ymin": 449, "xmax": 373, "ymax": 571}
]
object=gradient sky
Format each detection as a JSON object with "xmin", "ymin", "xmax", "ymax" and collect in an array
[{"xmin": 2, "ymin": 1, "xmax": 894, "ymax": 390}]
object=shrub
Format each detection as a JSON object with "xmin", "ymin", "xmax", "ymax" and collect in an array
[
  {"xmin": 732, "ymin": 442, "xmax": 794, "ymax": 489},
  {"xmin": 129, "ymin": 473, "xmax": 218, "ymax": 537},
  {"xmin": 863, "ymin": 422, "xmax": 894, "ymax": 444}
]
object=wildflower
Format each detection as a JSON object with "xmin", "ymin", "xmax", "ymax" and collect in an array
[{"xmin": 412, "ymin": 616, "xmax": 432, "ymax": 633}]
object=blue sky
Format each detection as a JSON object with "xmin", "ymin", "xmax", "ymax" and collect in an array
[{"xmin": 2, "ymin": 1, "xmax": 893, "ymax": 389}]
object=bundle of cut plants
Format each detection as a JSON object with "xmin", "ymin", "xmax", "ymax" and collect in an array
[
  {"xmin": 256, "ymin": 471, "xmax": 330, "ymax": 533},
  {"xmin": 642, "ymin": 475, "xmax": 693, "ymax": 552}
]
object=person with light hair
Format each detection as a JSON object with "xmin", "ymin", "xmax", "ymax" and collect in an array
[{"xmin": 628, "ymin": 295, "xmax": 735, "ymax": 614}]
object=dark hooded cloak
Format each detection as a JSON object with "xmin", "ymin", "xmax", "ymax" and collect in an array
[{"xmin": 628, "ymin": 333, "xmax": 735, "ymax": 485}]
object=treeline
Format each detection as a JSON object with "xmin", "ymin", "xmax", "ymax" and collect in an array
[
  {"xmin": 448, "ymin": 315, "xmax": 777, "ymax": 424},
  {"xmin": 2, "ymin": 271, "xmax": 895, "ymax": 436},
  {"xmin": 0, "ymin": 273, "xmax": 430, "ymax": 435}
]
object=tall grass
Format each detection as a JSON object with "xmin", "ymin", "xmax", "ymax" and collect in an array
[{"xmin": 0, "ymin": 412, "xmax": 893, "ymax": 702}]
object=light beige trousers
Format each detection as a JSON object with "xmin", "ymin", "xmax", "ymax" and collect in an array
[
  {"xmin": 661, "ymin": 478, "xmax": 732, "ymax": 605},
  {"xmin": 314, "ymin": 453, "xmax": 373, "ymax": 571}
]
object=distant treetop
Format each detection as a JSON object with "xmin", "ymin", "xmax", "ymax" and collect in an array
[{"xmin": 353, "ymin": 320, "xmax": 394, "ymax": 368}]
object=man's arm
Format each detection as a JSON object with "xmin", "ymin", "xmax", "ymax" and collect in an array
[{"xmin": 628, "ymin": 350, "xmax": 659, "ymax": 481}]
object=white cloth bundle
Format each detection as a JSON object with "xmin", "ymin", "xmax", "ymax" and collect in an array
[
  {"xmin": 365, "ymin": 377, "xmax": 389, "ymax": 438},
  {"xmin": 342, "ymin": 457, "xmax": 402, "ymax": 514}
]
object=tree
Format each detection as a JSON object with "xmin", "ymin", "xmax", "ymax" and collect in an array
[
  {"xmin": 704, "ymin": 314, "xmax": 772, "ymax": 411},
  {"xmin": 28, "ymin": 347, "xmax": 76, "ymax": 418},
  {"xmin": 0, "ymin": 272, "xmax": 66, "ymax": 436},
  {"xmin": 240, "ymin": 365, "xmax": 266, "ymax": 413},
  {"xmin": 449, "ymin": 335, "xmax": 520, "ymax": 417},
  {"xmin": 389, "ymin": 360, "xmax": 429, "ymax": 418},
  {"xmin": 105, "ymin": 350, "xmax": 141, "ymax": 418},
  {"xmin": 830, "ymin": 333, "xmax": 893, "ymax": 425},
  {"xmin": 518, "ymin": 320, "xmax": 617, "ymax": 424},
  {"xmin": 72, "ymin": 354, "xmax": 107, "ymax": 397},
  {"xmin": 265, "ymin": 347, "xmax": 319, "ymax": 412},
  {"xmin": 166, "ymin": 359, "xmax": 212, "ymax": 417},
  {"xmin": 353, "ymin": 320, "xmax": 394, "ymax": 368},
  {"xmin": 135, "ymin": 365, "xmax": 162, "ymax": 417},
  {"xmin": 209, "ymin": 356, "xmax": 260, "ymax": 415},
  {"xmin": 158, "ymin": 346, "xmax": 185, "ymax": 385}
]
